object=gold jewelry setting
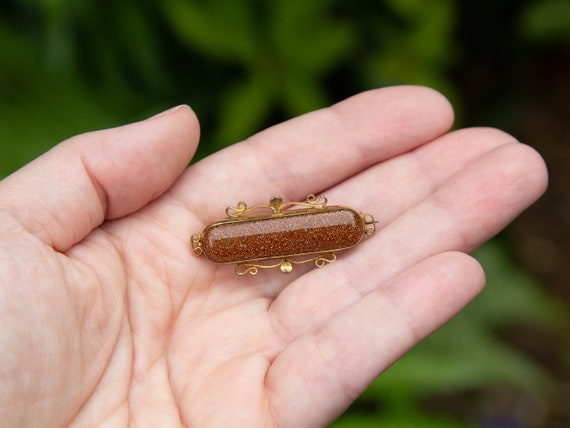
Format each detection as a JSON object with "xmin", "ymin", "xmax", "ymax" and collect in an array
[{"xmin": 191, "ymin": 194, "xmax": 376, "ymax": 275}]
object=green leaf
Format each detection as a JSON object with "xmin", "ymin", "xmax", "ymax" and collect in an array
[
  {"xmin": 281, "ymin": 73, "xmax": 328, "ymax": 116},
  {"xmin": 213, "ymin": 75, "xmax": 274, "ymax": 147},
  {"xmin": 114, "ymin": 0, "xmax": 166, "ymax": 89},
  {"xmin": 270, "ymin": 0, "xmax": 356, "ymax": 75},
  {"xmin": 0, "ymin": 22, "xmax": 117, "ymax": 177},
  {"xmin": 161, "ymin": 0, "xmax": 258, "ymax": 64},
  {"xmin": 518, "ymin": 0, "xmax": 570, "ymax": 43},
  {"xmin": 472, "ymin": 241, "xmax": 568, "ymax": 327},
  {"xmin": 372, "ymin": 322, "xmax": 552, "ymax": 398}
]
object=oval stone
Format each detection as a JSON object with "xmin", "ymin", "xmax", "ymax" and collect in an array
[{"xmin": 201, "ymin": 207, "xmax": 365, "ymax": 264}]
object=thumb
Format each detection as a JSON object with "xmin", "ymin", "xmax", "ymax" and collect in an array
[{"xmin": 0, "ymin": 105, "xmax": 200, "ymax": 251}]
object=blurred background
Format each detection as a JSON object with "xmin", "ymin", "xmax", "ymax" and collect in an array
[{"xmin": 0, "ymin": 0, "xmax": 568, "ymax": 426}]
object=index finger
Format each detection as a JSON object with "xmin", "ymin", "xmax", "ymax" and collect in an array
[{"xmin": 175, "ymin": 86, "xmax": 454, "ymax": 221}]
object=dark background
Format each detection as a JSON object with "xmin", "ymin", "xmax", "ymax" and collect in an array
[{"xmin": 1, "ymin": 0, "xmax": 568, "ymax": 426}]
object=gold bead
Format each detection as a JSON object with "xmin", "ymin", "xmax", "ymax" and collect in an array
[{"xmin": 280, "ymin": 259, "xmax": 293, "ymax": 273}]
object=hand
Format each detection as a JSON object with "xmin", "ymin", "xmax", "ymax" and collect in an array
[{"xmin": 0, "ymin": 86, "xmax": 547, "ymax": 427}]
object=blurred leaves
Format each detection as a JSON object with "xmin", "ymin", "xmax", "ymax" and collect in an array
[
  {"xmin": 518, "ymin": 0, "xmax": 570, "ymax": 44},
  {"xmin": 363, "ymin": 0, "xmax": 458, "ymax": 98},
  {"xmin": 162, "ymin": 0, "xmax": 355, "ymax": 147},
  {"xmin": 162, "ymin": 0, "xmax": 258, "ymax": 63},
  {"xmin": 0, "ymin": 20, "xmax": 113, "ymax": 176}
]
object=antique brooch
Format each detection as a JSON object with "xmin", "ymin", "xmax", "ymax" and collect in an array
[{"xmin": 191, "ymin": 194, "xmax": 376, "ymax": 275}]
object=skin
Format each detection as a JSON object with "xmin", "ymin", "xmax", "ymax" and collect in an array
[{"xmin": 0, "ymin": 86, "xmax": 547, "ymax": 427}]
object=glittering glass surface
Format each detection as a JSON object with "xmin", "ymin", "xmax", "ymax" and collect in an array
[{"xmin": 202, "ymin": 208, "xmax": 364, "ymax": 263}]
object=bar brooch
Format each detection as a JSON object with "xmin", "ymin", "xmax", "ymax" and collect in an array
[{"xmin": 191, "ymin": 194, "xmax": 376, "ymax": 276}]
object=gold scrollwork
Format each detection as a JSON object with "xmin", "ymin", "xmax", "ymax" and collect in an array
[
  {"xmin": 305, "ymin": 193, "xmax": 328, "ymax": 207},
  {"xmin": 314, "ymin": 254, "xmax": 337, "ymax": 267},
  {"xmin": 276, "ymin": 194, "xmax": 328, "ymax": 211},
  {"xmin": 235, "ymin": 259, "xmax": 284, "ymax": 276},
  {"xmin": 235, "ymin": 253, "xmax": 337, "ymax": 276},
  {"xmin": 236, "ymin": 265, "xmax": 259, "ymax": 276},
  {"xmin": 226, "ymin": 194, "xmax": 328, "ymax": 219},
  {"xmin": 225, "ymin": 201, "xmax": 251, "ymax": 217}
]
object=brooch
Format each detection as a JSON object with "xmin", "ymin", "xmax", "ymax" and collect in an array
[{"xmin": 191, "ymin": 194, "xmax": 376, "ymax": 275}]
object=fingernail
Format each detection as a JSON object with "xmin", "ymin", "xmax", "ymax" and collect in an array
[{"xmin": 149, "ymin": 104, "xmax": 191, "ymax": 119}]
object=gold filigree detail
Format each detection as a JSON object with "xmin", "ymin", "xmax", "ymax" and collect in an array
[
  {"xmin": 361, "ymin": 213, "xmax": 377, "ymax": 236},
  {"xmin": 225, "ymin": 201, "xmax": 250, "ymax": 217},
  {"xmin": 190, "ymin": 233, "xmax": 203, "ymax": 256},
  {"xmin": 304, "ymin": 194, "xmax": 328, "ymax": 208},
  {"xmin": 236, "ymin": 265, "xmax": 259, "ymax": 276},
  {"xmin": 226, "ymin": 194, "xmax": 328, "ymax": 219},
  {"xmin": 314, "ymin": 254, "xmax": 337, "ymax": 267},
  {"xmin": 235, "ymin": 259, "xmax": 283, "ymax": 276},
  {"xmin": 273, "ymin": 193, "xmax": 328, "ymax": 212},
  {"xmin": 235, "ymin": 253, "xmax": 337, "ymax": 276}
]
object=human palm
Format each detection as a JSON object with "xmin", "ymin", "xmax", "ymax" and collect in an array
[{"xmin": 0, "ymin": 87, "xmax": 547, "ymax": 427}]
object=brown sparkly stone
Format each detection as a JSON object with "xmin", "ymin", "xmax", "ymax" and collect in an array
[{"xmin": 201, "ymin": 208, "xmax": 364, "ymax": 264}]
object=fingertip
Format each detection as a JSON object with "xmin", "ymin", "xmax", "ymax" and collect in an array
[
  {"xmin": 513, "ymin": 142, "xmax": 549, "ymax": 200},
  {"xmin": 380, "ymin": 85, "xmax": 455, "ymax": 125},
  {"xmin": 410, "ymin": 85, "xmax": 455, "ymax": 134},
  {"xmin": 484, "ymin": 141, "xmax": 549, "ymax": 216},
  {"xmin": 335, "ymin": 85, "xmax": 455, "ymax": 145},
  {"xmin": 450, "ymin": 128, "xmax": 548, "ymax": 202},
  {"xmin": 79, "ymin": 103, "xmax": 201, "ymax": 220},
  {"xmin": 150, "ymin": 104, "xmax": 201, "ymax": 143},
  {"xmin": 403, "ymin": 85, "xmax": 455, "ymax": 126},
  {"xmin": 147, "ymin": 104, "xmax": 192, "ymax": 120},
  {"xmin": 382, "ymin": 251, "xmax": 486, "ymax": 343},
  {"xmin": 442, "ymin": 251, "xmax": 487, "ymax": 298},
  {"xmin": 412, "ymin": 251, "xmax": 486, "ymax": 304},
  {"xmin": 147, "ymin": 104, "xmax": 201, "ymax": 151},
  {"xmin": 447, "ymin": 127, "xmax": 549, "ymax": 201}
]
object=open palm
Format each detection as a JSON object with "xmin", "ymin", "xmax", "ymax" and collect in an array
[{"xmin": 0, "ymin": 87, "xmax": 547, "ymax": 427}]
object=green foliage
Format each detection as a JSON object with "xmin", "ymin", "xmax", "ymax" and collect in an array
[
  {"xmin": 366, "ymin": 0, "xmax": 457, "ymax": 94},
  {"xmin": 0, "ymin": 22, "xmax": 115, "ymax": 176},
  {"xmin": 518, "ymin": 0, "xmax": 570, "ymax": 44},
  {"xmin": 0, "ymin": 0, "xmax": 568, "ymax": 425},
  {"xmin": 334, "ymin": 413, "xmax": 462, "ymax": 428},
  {"xmin": 162, "ymin": 0, "xmax": 355, "ymax": 148}
]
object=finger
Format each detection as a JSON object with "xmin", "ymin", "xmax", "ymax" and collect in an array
[
  {"xmin": 269, "ymin": 141, "xmax": 547, "ymax": 339},
  {"xmin": 0, "ymin": 106, "xmax": 200, "ymax": 251},
  {"xmin": 176, "ymin": 86, "xmax": 454, "ymax": 221},
  {"xmin": 323, "ymin": 127, "xmax": 520, "ymax": 229},
  {"xmin": 267, "ymin": 252, "xmax": 485, "ymax": 427}
]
